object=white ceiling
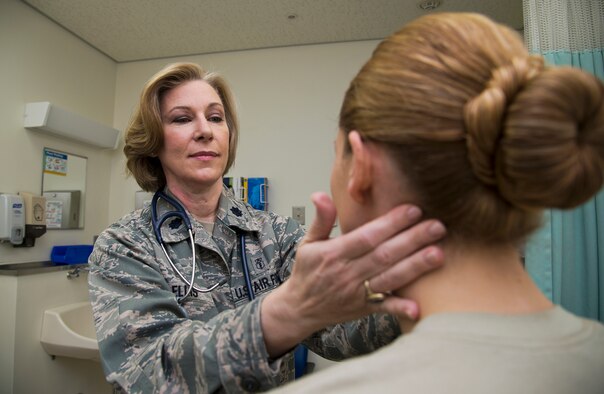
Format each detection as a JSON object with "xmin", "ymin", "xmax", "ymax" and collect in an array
[{"xmin": 22, "ymin": 0, "xmax": 524, "ymax": 63}]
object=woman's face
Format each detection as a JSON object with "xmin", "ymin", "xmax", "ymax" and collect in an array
[{"xmin": 158, "ymin": 80, "xmax": 230, "ymax": 192}]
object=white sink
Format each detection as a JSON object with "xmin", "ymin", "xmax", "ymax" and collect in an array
[{"xmin": 40, "ymin": 301, "xmax": 100, "ymax": 361}]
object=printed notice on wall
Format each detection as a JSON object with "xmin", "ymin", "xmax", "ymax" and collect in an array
[
  {"xmin": 44, "ymin": 148, "xmax": 68, "ymax": 176},
  {"xmin": 46, "ymin": 200, "xmax": 64, "ymax": 228}
]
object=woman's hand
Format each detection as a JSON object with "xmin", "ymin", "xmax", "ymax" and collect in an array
[{"xmin": 261, "ymin": 192, "xmax": 446, "ymax": 356}]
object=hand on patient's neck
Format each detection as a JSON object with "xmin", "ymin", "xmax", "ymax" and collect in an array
[
  {"xmin": 396, "ymin": 243, "xmax": 553, "ymax": 333},
  {"xmin": 345, "ymin": 135, "xmax": 551, "ymax": 332}
]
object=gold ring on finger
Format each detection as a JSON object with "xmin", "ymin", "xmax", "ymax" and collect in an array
[{"xmin": 364, "ymin": 280, "xmax": 386, "ymax": 303}]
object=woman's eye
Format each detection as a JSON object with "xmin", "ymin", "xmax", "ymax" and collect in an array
[
  {"xmin": 173, "ymin": 116, "xmax": 190, "ymax": 124},
  {"xmin": 208, "ymin": 115, "xmax": 224, "ymax": 123}
]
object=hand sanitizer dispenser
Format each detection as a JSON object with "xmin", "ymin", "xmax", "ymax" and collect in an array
[
  {"xmin": 0, "ymin": 194, "xmax": 25, "ymax": 245},
  {"xmin": 17, "ymin": 192, "xmax": 47, "ymax": 247}
]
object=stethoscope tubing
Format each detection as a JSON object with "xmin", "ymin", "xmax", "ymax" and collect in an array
[
  {"xmin": 159, "ymin": 229, "xmax": 221, "ymax": 295},
  {"xmin": 152, "ymin": 190, "xmax": 255, "ymax": 303},
  {"xmin": 240, "ymin": 235, "xmax": 255, "ymax": 301}
]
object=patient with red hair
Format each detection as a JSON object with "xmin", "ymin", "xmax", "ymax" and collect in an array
[{"xmin": 274, "ymin": 12, "xmax": 604, "ymax": 393}]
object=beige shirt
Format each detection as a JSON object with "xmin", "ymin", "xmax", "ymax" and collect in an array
[{"xmin": 274, "ymin": 306, "xmax": 604, "ymax": 393}]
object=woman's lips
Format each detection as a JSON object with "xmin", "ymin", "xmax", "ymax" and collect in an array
[{"xmin": 190, "ymin": 151, "xmax": 218, "ymax": 160}]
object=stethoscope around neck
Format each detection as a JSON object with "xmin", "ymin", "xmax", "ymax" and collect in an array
[{"xmin": 151, "ymin": 190, "xmax": 256, "ymax": 304}]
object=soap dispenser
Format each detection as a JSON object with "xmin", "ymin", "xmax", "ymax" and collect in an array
[
  {"xmin": 15, "ymin": 192, "xmax": 47, "ymax": 247},
  {"xmin": 0, "ymin": 193, "xmax": 25, "ymax": 245}
]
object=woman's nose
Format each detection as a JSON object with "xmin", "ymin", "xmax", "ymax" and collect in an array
[{"xmin": 194, "ymin": 117, "xmax": 213, "ymax": 141}]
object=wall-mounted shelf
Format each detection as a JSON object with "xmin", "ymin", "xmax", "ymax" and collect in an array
[{"xmin": 24, "ymin": 102, "xmax": 120, "ymax": 149}]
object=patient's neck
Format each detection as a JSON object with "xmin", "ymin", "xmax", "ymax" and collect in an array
[{"xmin": 396, "ymin": 243, "xmax": 553, "ymax": 333}]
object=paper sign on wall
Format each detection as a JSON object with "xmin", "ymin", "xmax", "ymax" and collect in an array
[{"xmin": 43, "ymin": 148, "xmax": 68, "ymax": 176}]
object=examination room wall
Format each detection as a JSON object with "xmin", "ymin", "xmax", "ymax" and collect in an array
[
  {"xmin": 109, "ymin": 40, "xmax": 380, "ymax": 231},
  {"xmin": 0, "ymin": 0, "xmax": 117, "ymax": 263},
  {"xmin": 0, "ymin": 1, "xmax": 116, "ymax": 393}
]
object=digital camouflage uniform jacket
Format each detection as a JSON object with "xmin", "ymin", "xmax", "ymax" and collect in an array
[{"xmin": 88, "ymin": 186, "xmax": 400, "ymax": 393}]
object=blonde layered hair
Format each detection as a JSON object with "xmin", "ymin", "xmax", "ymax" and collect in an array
[
  {"xmin": 124, "ymin": 62, "xmax": 239, "ymax": 191},
  {"xmin": 340, "ymin": 13, "xmax": 604, "ymax": 245}
]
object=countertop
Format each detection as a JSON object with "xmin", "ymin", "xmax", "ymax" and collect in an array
[{"xmin": 0, "ymin": 261, "xmax": 88, "ymax": 276}]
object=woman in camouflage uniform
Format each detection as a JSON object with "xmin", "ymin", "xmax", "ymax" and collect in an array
[{"xmin": 88, "ymin": 62, "xmax": 446, "ymax": 393}]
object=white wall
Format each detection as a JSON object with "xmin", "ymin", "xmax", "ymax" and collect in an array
[
  {"xmin": 0, "ymin": 276, "xmax": 18, "ymax": 393},
  {"xmin": 0, "ymin": 1, "xmax": 116, "ymax": 393},
  {"xmin": 0, "ymin": 2, "xmax": 380, "ymax": 252},
  {"xmin": 0, "ymin": 0, "xmax": 117, "ymax": 264},
  {"xmin": 110, "ymin": 41, "xmax": 379, "ymax": 231}
]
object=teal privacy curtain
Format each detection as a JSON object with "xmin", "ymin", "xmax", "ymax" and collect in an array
[{"xmin": 523, "ymin": 1, "xmax": 604, "ymax": 322}]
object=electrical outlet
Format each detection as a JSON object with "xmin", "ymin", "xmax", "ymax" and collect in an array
[{"xmin": 292, "ymin": 206, "xmax": 305, "ymax": 225}]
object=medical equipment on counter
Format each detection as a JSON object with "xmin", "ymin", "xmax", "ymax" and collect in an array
[
  {"xmin": 151, "ymin": 191, "xmax": 255, "ymax": 303},
  {"xmin": 223, "ymin": 177, "xmax": 268, "ymax": 211},
  {"xmin": 247, "ymin": 177, "xmax": 268, "ymax": 211},
  {"xmin": 0, "ymin": 194, "xmax": 25, "ymax": 245}
]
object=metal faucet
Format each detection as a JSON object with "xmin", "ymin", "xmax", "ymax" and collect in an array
[{"xmin": 66, "ymin": 265, "xmax": 89, "ymax": 279}]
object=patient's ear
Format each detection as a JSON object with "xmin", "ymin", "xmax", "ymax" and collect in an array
[{"xmin": 347, "ymin": 131, "xmax": 373, "ymax": 204}]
